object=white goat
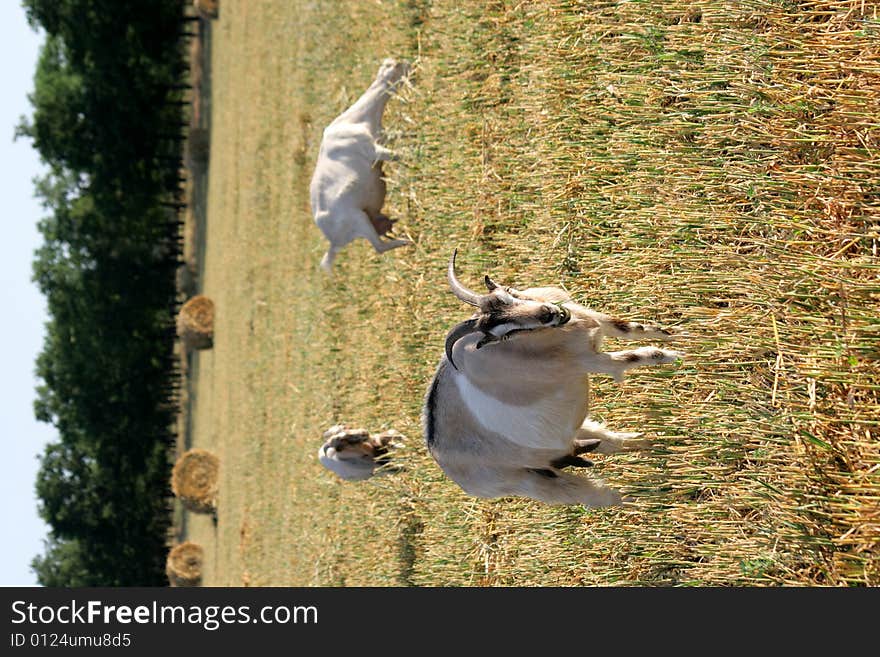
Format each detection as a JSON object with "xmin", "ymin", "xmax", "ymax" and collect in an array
[
  {"xmin": 422, "ymin": 251, "xmax": 683, "ymax": 507},
  {"xmin": 318, "ymin": 424, "xmax": 403, "ymax": 482},
  {"xmin": 309, "ymin": 59, "xmax": 411, "ymax": 273}
]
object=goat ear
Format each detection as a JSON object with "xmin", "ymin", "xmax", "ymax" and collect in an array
[{"xmin": 484, "ymin": 275, "xmax": 499, "ymax": 291}]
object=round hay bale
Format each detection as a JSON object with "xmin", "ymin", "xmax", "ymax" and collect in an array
[
  {"xmin": 194, "ymin": 0, "xmax": 219, "ymax": 19},
  {"xmin": 171, "ymin": 448, "xmax": 219, "ymax": 513},
  {"xmin": 166, "ymin": 541, "xmax": 203, "ymax": 587},
  {"xmin": 177, "ymin": 295, "xmax": 214, "ymax": 350}
]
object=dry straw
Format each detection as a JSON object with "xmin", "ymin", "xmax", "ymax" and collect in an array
[
  {"xmin": 382, "ymin": 0, "xmax": 880, "ymax": 585},
  {"xmin": 166, "ymin": 541, "xmax": 204, "ymax": 587},
  {"xmin": 184, "ymin": 0, "xmax": 878, "ymax": 586},
  {"xmin": 171, "ymin": 448, "xmax": 219, "ymax": 513},
  {"xmin": 177, "ymin": 295, "xmax": 214, "ymax": 350}
]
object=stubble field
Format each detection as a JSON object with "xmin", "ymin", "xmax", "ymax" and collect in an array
[{"xmin": 178, "ymin": 0, "xmax": 879, "ymax": 586}]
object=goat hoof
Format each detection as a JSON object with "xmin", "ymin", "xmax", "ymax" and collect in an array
[
  {"xmin": 590, "ymin": 488, "xmax": 624, "ymax": 508},
  {"xmin": 656, "ymin": 349, "xmax": 684, "ymax": 363}
]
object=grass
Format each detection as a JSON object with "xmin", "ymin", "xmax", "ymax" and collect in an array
[{"xmin": 178, "ymin": 0, "xmax": 879, "ymax": 586}]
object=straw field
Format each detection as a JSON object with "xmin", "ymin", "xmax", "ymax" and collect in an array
[{"xmin": 179, "ymin": 0, "xmax": 879, "ymax": 586}]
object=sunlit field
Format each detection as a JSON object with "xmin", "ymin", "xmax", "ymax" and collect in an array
[{"xmin": 178, "ymin": 0, "xmax": 879, "ymax": 586}]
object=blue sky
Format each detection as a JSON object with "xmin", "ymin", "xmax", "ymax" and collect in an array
[{"xmin": 1, "ymin": 3, "xmax": 54, "ymax": 586}]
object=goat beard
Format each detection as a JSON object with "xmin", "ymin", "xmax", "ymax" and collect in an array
[
  {"xmin": 444, "ymin": 320, "xmax": 536, "ymax": 370},
  {"xmin": 444, "ymin": 319, "xmax": 478, "ymax": 369},
  {"xmin": 475, "ymin": 328, "xmax": 526, "ymax": 349}
]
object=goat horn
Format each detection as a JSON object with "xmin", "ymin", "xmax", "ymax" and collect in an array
[
  {"xmin": 444, "ymin": 319, "xmax": 480, "ymax": 370},
  {"xmin": 447, "ymin": 250, "xmax": 483, "ymax": 307}
]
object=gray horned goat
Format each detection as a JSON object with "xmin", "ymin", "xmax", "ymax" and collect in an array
[{"xmin": 422, "ymin": 251, "xmax": 683, "ymax": 507}]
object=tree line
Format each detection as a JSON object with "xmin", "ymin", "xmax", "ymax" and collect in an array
[{"xmin": 18, "ymin": 0, "xmax": 194, "ymax": 585}]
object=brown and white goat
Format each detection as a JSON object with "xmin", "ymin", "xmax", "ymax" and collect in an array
[
  {"xmin": 422, "ymin": 251, "xmax": 683, "ymax": 507},
  {"xmin": 318, "ymin": 425, "xmax": 403, "ymax": 481}
]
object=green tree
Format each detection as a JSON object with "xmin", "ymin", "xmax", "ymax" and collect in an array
[
  {"xmin": 31, "ymin": 538, "xmax": 95, "ymax": 587},
  {"xmin": 23, "ymin": 0, "xmax": 186, "ymax": 586},
  {"xmin": 15, "ymin": 35, "xmax": 93, "ymax": 175}
]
